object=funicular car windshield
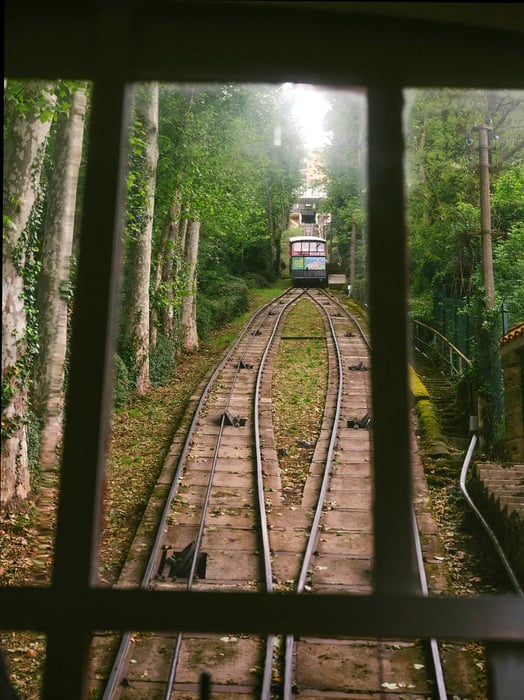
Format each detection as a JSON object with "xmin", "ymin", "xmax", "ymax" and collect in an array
[{"xmin": 291, "ymin": 239, "xmax": 326, "ymax": 255}]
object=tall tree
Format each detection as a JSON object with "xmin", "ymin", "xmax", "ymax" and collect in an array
[
  {"xmin": 181, "ymin": 219, "xmax": 200, "ymax": 351},
  {"xmin": 148, "ymin": 84, "xmax": 303, "ymax": 360},
  {"xmin": 322, "ymin": 89, "xmax": 367, "ymax": 298},
  {"xmin": 150, "ymin": 88, "xmax": 195, "ymax": 346},
  {"xmin": 2, "ymin": 81, "xmax": 56, "ymax": 507},
  {"xmin": 120, "ymin": 82, "xmax": 159, "ymax": 395},
  {"xmin": 33, "ymin": 84, "xmax": 88, "ymax": 467},
  {"xmin": 259, "ymin": 87, "xmax": 305, "ymax": 279},
  {"xmin": 405, "ymin": 88, "xmax": 524, "ymax": 452},
  {"xmin": 151, "ymin": 185, "xmax": 183, "ymax": 343},
  {"xmin": 406, "ymin": 88, "xmax": 524, "ymax": 321}
]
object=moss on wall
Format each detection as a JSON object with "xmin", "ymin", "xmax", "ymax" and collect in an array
[{"xmin": 410, "ymin": 366, "xmax": 449, "ymax": 457}]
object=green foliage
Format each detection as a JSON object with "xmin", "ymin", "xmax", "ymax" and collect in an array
[
  {"xmin": 468, "ymin": 299, "xmax": 506, "ymax": 455},
  {"xmin": 491, "ymin": 166, "xmax": 524, "ymax": 324},
  {"xmin": 409, "ymin": 290, "xmax": 434, "ymax": 324},
  {"xmin": 26, "ymin": 409, "xmax": 41, "ymax": 476},
  {"xmin": 321, "ymin": 90, "xmax": 367, "ymax": 298},
  {"xmin": 1, "ymin": 183, "xmax": 47, "ymax": 441},
  {"xmin": 17, "ymin": 182, "xmax": 46, "ymax": 355},
  {"xmin": 149, "ymin": 334, "xmax": 178, "ymax": 386},
  {"xmin": 491, "ymin": 165, "xmax": 524, "ymax": 232},
  {"xmin": 125, "ymin": 113, "xmax": 152, "ymax": 243},
  {"xmin": 4, "ymin": 80, "xmax": 79, "ymax": 130},
  {"xmin": 197, "ymin": 274, "xmax": 250, "ymax": 339},
  {"xmin": 242, "ymin": 272, "xmax": 272, "ymax": 289},
  {"xmin": 492, "ymin": 222, "xmax": 524, "ymax": 325},
  {"xmin": 407, "ymin": 89, "xmax": 524, "ymax": 315},
  {"xmin": 152, "ymin": 84, "xmax": 303, "ymax": 296},
  {"xmin": 112, "ymin": 354, "xmax": 132, "ymax": 408},
  {"xmin": 117, "ymin": 337, "xmax": 144, "ymax": 393},
  {"xmin": 402, "ymin": 89, "xmax": 524, "ymax": 451}
]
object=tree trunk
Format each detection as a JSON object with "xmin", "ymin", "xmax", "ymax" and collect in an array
[
  {"xmin": 150, "ymin": 90, "xmax": 195, "ymax": 346},
  {"xmin": 150, "ymin": 187, "xmax": 183, "ymax": 343},
  {"xmin": 181, "ymin": 218, "xmax": 200, "ymax": 352},
  {"xmin": 150, "ymin": 198, "xmax": 174, "ymax": 346},
  {"xmin": 178, "ymin": 217, "xmax": 189, "ymax": 275},
  {"xmin": 2, "ymin": 81, "xmax": 56, "ymax": 508},
  {"xmin": 160, "ymin": 193, "xmax": 183, "ymax": 336},
  {"xmin": 121, "ymin": 82, "xmax": 159, "ymax": 395},
  {"xmin": 33, "ymin": 85, "xmax": 87, "ymax": 468}
]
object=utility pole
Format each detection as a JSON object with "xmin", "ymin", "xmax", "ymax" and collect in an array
[
  {"xmin": 475, "ymin": 123, "xmax": 495, "ymax": 309},
  {"xmin": 471, "ymin": 124, "xmax": 504, "ymax": 452}
]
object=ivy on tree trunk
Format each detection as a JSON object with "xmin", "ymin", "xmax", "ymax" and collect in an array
[
  {"xmin": 2, "ymin": 81, "xmax": 56, "ymax": 507},
  {"xmin": 121, "ymin": 82, "xmax": 159, "ymax": 395},
  {"xmin": 33, "ymin": 84, "xmax": 87, "ymax": 468},
  {"xmin": 181, "ymin": 219, "xmax": 200, "ymax": 352}
]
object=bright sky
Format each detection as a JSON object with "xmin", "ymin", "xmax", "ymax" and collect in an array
[{"xmin": 289, "ymin": 83, "xmax": 332, "ymax": 150}]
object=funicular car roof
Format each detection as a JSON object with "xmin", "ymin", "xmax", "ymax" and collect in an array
[{"xmin": 289, "ymin": 236, "xmax": 327, "ymax": 243}]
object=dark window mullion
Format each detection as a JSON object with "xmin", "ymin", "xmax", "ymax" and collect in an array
[
  {"xmin": 487, "ymin": 642, "xmax": 524, "ymax": 700},
  {"xmin": 45, "ymin": 79, "xmax": 131, "ymax": 699},
  {"xmin": 367, "ymin": 86, "xmax": 420, "ymax": 594}
]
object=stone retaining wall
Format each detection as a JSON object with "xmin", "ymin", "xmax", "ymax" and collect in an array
[{"xmin": 469, "ymin": 462, "xmax": 524, "ymax": 588}]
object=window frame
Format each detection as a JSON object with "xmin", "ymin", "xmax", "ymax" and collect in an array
[{"xmin": 3, "ymin": 3, "xmax": 524, "ymax": 698}]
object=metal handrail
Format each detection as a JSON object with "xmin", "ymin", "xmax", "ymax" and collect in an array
[{"xmin": 413, "ymin": 319, "xmax": 471, "ymax": 377}]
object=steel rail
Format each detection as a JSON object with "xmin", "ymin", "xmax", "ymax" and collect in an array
[
  {"xmin": 282, "ymin": 291, "xmax": 346, "ymax": 700},
  {"xmin": 317, "ymin": 288, "xmax": 371, "ymax": 351},
  {"xmin": 286, "ymin": 290, "xmax": 448, "ymax": 700},
  {"xmin": 102, "ymin": 287, "xmax": 298, "ymax": 699},
  {"xmin": 254, "ymin": 289, "xmax": 307, "ymax": 700},
  {"xmin": 412, "ymin": 507, "xmax": 448, "ymax": 700},
  {"xmin": 255, "ymin": 290, "xmax": 306, "ymax": 592},
  {"xmin": 327, "ymin": 290, "xmax": 448, "ymax": 698},
  {"xmin": 163, "ymin": 409, "xmax": 229, "ymax": 699},
  {"xmin": 163, "ymin": 289, "xmax": 305, "ymax": 699}
]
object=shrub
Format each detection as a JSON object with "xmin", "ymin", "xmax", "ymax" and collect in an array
[
  {"xmin": 197, "ymin": 275, "xmax": 250, "ymax": 339},
  {"xmin": 26, "ymin": 409, "xmax": 41, "ymax": 477},
  {"xmin": 243, "ymin": 272, "xmax": 272, "ymax": 289},
  {"xmin": 113, "ymin": 354, "xmax": 131, "ymax": 408},
  {"xmin": 149, "ymin": 334, "xmax": 178, "ymax": 386}
]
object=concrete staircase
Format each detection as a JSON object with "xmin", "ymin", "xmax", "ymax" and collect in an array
[
  {"xmin": 413, "ymin": 351, "xmax": 524, "ymax": 589},
  {"xmin": 413, "ymin": 350, "xmax": 469, "ymax": 446}
]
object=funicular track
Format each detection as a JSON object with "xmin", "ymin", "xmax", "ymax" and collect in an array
[{"xmin": 95, "ymin": 287, "xmax": 455, "ymax": 700}]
